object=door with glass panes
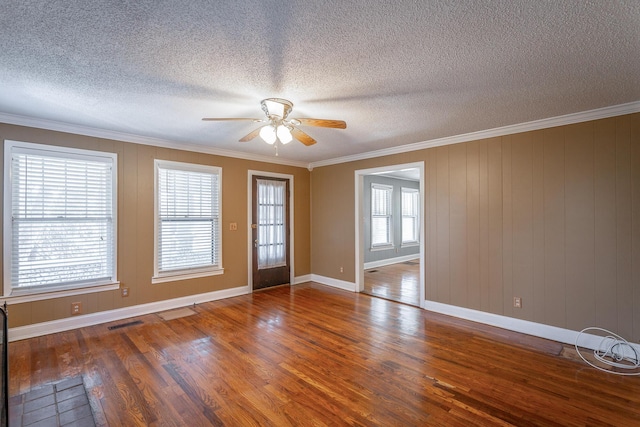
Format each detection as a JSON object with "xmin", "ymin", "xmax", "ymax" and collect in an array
[{"xmin": 252, "ymin": 176, "xmax": 290, "ymax": 290}]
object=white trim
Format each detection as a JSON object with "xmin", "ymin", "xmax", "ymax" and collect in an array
[
  {"xmin": 0, "ymin": 111, "xmax": 308, "ymax": 168},
  {"xmin": 293, "ymin": 274, "xmax": 312, "ymax": 285},
  {"xmin": 369, "ymin": 244, "xmax": 395, "ymax": 252},
  {"xmin": 2, "ymin": 102, "xmax": 637, "ymax": 171},
  {"xmin": 310, "ymin": 101, "xmax": 640, "ymax": 168},
  {"xmin": 309, "ymin": 274, "xmax": 357, "ymax": 292},
  {"xmin": 355, "ymin": 162, "xmax": 425, "ymax": 307},
  {"xmin": 8, "ymin": 285, "xmax": 248, "ymax": 342},
  {"xmin": 364, "ymin": 254, "xmax": 419, "ymax": 270},
  {"xmin": 2, "ymin": 282, "xmax": 120, "ymax": 305},
  {"xmin": 355, "ymin": 173, "xmax": 364, "ymax": 292},
  {"xmin": 423, "ymin": 300, "xmax": 640, "ymax": 354},
  {"xmin": 247, "ymin": 171, "xmax": 295, "ymax": 292},
  {"xmin": 151, "ymin": 268, "xmax": 224, "ymax": 284},
  {"xmin": 400, "ymin": 242, "xmax": 419, "ymax": 249}
]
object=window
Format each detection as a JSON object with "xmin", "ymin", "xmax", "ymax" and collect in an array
[
  {"xmin": 4, "ymin": 141, "xmax": 117, "ymax": 297},
  {"xmin": 371, "ymin": 184, "xmax": 393, "ymax": 247},
  {"xmin": 257, "ymin": 179, "xmax": 286, "ymax": 269},
  {"xmin": 401, "ymin": 187, "xmax": 420, "ymax": 245},
  {"xmin": 154, "ymin": 160, "xmax": 222, "ymax": 282}
]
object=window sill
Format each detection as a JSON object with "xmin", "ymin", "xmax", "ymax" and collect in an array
[
  {"xmin": 370, "ymin": 245, "xmax": 394, "ymax": 252},
  {"xmin": 401, "ymin": 242, "xmax": 419, "ymax": 248},
  {"xmin": 2, "ymin": 281, "xmax": 120, "ymax": 305},
  {"xmin": 152, "ymin": 268, "xmax": 224, "ymax": 284}
]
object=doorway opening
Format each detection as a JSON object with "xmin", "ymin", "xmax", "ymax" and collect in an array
[{"xmin": 355, "ymin": 162, "xmax": 425, "ymax": 307}]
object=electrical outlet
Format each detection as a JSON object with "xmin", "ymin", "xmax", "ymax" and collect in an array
[
  {"xmin": 71, "ymin": 302, "xmax": 82, "ymax": 315},
  {"xmin": 121, "ymin": 287, "xmax": 130, "ymax": 297},
  {"xmin": 513, "ymin": 297, "xmax": 522, "ymax": 308},
  {"xmin": 340, "ymin": 266, "xmax": 344, "ymax": 273},
  {"xmin": 229, "ymin": 222, "xmax": 238, "ymax": 231}
]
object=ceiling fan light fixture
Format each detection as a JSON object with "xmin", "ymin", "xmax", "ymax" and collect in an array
[
  {"xmin": 277, "ymin": 125, "xmax": 293, "ymax": 144},
  {"xmin": 259, "ymin": 125, "xmax": 277, "ymax": 144}
]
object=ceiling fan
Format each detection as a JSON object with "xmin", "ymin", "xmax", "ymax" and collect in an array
[{"xmin": 202, "ymin": 98, "xmax": 346, "ymax": 147}]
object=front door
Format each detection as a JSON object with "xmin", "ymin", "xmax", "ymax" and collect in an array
[{"xmin": 252, "ymin": 176, "xmax": 290, "ymax": 290}]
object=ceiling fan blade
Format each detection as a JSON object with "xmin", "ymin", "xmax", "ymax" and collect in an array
[
  {"xmin": 202, "ymin": 117, "xmax": 262, "ymax": 122},
  {"xmin": 291, "ymin": 128, "xmax": 317, "ymax": 146},
  {"xmin": 239, "ymin": 127, "xmax": 263, "ymax": 142},
  {"xmin": 295, "ymin": 118, "xmax": 346, "ymax": 129}
]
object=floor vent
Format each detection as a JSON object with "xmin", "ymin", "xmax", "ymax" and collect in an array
[
  {"xmin": 367, "ymin": 269, "xmax": 378, "ymax": 273},
  {"xmin": 107, "ymin": 320, "xmax": 143, "ymax": 330}
]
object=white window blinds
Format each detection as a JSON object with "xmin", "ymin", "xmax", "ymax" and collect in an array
[
  {"xmin": 401, "ymin": 188, "xmax": 419, "ymax": 244},
  {"xmin": 156, "ymin": 161, "xmax": 221, "ymax": 275},
  {"xmin": 257, "ymin": 179, "xmax": 286, "ymax": 269},
  {"xmin": 371, "ymin": 184, "xmax": 393, "ymax": 247},
  {"xmin": 8, "ymin": 143, "xmax": 116, "ymax": 292}
]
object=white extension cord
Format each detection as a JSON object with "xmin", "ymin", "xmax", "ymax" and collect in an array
[{"xmin": 575, "ymin": 327, "xmax": 640, "ymax": 376}]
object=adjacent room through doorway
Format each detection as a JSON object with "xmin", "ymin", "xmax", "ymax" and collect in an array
[
  {"xmin": 355, "ymin": 163, "xmax": 425, "ymax": 307},
  {"xmin": 364, "ymin": 260, "xmax": 420, "ymax": 306}
]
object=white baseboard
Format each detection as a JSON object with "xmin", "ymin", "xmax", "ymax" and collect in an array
[
  {"xmin": 293, "ymin": 274, "xmax": 312, "ymax": 285},
  {"xmin": 309, "ymin": 274, "xmax": 356, "ymax": 292},
  {"xmin": 423, "ymin": 300, "xmax": 640, "ymax": 353},
  {"xmin": 11, "ymin": 280, "xmax": 638, "ymax": 359},
  {"xmin": 364, "ymin": 254, "xmax": 419, "ymax": 270},
  {"xmin": 8, "ymin": 286, "xmax": 248, "ymax": 342}
]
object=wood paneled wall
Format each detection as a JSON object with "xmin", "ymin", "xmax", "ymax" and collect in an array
[
  {"xmin": 312, "ymin": 113, "xmax": 640, "ymax": 342},
  {"xmin": 0, "ymin": 123, "xmax": 311, "ymax": 328}
]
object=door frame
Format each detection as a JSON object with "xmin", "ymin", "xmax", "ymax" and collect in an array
[
  {"xmin": 354, "ymin": 161, "xmax": 425, "ymax": 308},
  {"xmin": 247, "ymin": 170, "xmax": 295, "ymax": 292}
]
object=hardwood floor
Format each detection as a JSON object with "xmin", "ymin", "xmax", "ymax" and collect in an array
[
  {"xmin": 364, "ymin": 261, "xmax": 420, "ymax": 306},
  {"xmin": 9, "ymin": 283, "xmax": 640, "ymax": 426}
]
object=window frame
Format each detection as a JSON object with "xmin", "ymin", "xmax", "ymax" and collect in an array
[
  {"xmin": 3, "ymin": 140, "xmax": 119, "ymax": 302},
  {"xmin": 370, "ymin": 183, "xmax": 394, "ymax": 249},
  {"xmin": 401, "ymin": 187, "xmax": 420, "ymax": 246},
  {"xmin": 152, "ymin": 159, "xmax": 223, "ymax": 284}
]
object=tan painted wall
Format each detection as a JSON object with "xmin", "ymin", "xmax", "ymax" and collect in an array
[
  {"xmin": 1, "ymin": 123, "xmax": 311, "ymax": 327},
  {"xmin": 311, "ymin": 113, "xmax": 640, "ymax": 342}
]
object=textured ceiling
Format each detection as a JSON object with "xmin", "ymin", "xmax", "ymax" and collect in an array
[{"xmin": 1, "ymin": 1, "xmax": 639, "ymax": 165}]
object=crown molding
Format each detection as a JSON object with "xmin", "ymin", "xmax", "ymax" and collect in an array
[
  {"xmin": 309, "ymin": 101, "xmax": 640, "ymax": 169},
  {"xmin": 3, "ymin": 101, "xmax": 639, "ymax": 171},
  {"xmin": 0, "ymin": 112, "xmax": 309, "ymax": 168}
]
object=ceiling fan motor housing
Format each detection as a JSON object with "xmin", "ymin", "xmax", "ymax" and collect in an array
[{"xmin": 261, "ymin": 98, "xmax": 293, "ymax": 120}]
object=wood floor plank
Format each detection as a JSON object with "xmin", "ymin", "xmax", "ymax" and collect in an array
[
  {"xmin": 9, "ymin": 283, "xmax": 640, "ymax": 426},
  {"xmin": 364, "ymin": 261, "xmax": 420, "ymax": 306}
]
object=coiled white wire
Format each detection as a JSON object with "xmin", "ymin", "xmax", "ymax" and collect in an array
[{"xmin": 575, "ymin": 327, "xmax": 640, "ymax": 376}]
